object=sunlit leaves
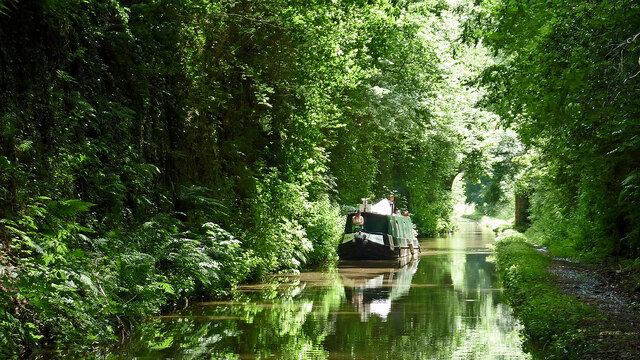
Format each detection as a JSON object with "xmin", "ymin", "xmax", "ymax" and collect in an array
[
  {"xmin": 0, "ymin": 0, "xmax": 504, "ymax": 354},
  {"xmin": 476, "ymin": 0, "xmax": 640, "ymax": 257}
]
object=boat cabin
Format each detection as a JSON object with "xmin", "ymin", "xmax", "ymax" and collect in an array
[
  {"xmin": 340, "ymin": 211, "xmax": 420, "ymax": 260},
  {"xmin": 345, "ymin": 213, "xmax": 415, "ymax": 241}
]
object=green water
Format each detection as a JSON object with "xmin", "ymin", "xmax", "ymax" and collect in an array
[{"xmin": 118, "ymin": 220, "xmax": 530, "ymax": 359}]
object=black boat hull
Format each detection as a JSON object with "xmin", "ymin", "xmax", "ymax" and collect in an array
[{"xmin": 338, "ymin": 234, "xmax": 417, "ymax": 260}]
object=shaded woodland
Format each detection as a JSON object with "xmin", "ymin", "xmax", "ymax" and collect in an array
[
  {"xmin": 0, "ymin": 0, "xmax": 639, "ymax": 357},
  {"xmin": 475, "ymin": 0, "xmax": 640, "ymax": 258},
  {"xmin": 0, "ymin": 0, "xmax": 491, "ymax": 355}
]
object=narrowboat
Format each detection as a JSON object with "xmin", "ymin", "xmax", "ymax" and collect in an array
[{"xmin": 338, "ymin": 201, "xmax": 421, "ymax": 260}]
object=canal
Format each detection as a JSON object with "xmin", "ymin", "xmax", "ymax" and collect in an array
[{"xmin": 117, "ymin": 220, "xmax": 530, "ymax": 359}]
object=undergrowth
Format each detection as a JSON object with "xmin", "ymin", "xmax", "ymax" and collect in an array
[
  {"xmin": 0, "ymin": 196, "xmax": 342, "ymax": 358},
  {"xmin": 492, "ymin": 231, "xmax": 604, "ymax": 359}
]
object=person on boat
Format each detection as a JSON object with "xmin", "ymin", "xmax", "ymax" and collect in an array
[
  {"xmin": 352, "ymin": 210, "xmax": 365, "ymax": 231},
  {"xmin": 388, "ymin": 195, "xmax": 396, "ymax": 214}
]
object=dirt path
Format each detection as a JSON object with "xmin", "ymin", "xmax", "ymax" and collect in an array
[{"xmin": 544, "ymin": 252, "xmax": 640, "ymax": 359}]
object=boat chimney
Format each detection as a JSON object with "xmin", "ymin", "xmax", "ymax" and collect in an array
[{"xmin": 359, "ymin": 198, "xmax": 371, "ymax": 213}]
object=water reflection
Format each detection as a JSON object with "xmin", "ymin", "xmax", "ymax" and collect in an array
[
  {"xmin": 340, "ymin": 258, "xmax": 419, "ymax": 322},
  {"xmin": 117, "ymin": 220, "xmax": 530, "ymax": 359}
]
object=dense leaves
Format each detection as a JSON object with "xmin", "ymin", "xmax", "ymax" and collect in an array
[
  {"xmin": 474, "ymin": 0, "xmax": 640, "ymax": 258},
  {"xmin": 0, "ymin": 0, "xmax": 495, "ymax": 356}
]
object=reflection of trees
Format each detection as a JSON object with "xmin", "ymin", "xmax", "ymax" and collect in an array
[
  {"xmin": 118, "ymin": 228, "xmax": 529, "ymax": 360},
  {"xmin": 118, "ymin": 274, "xmax": 345, "ymax": 359},
  {"xmin": 323, "ymin": 252, "xmax": 528, "ymax": 359}
]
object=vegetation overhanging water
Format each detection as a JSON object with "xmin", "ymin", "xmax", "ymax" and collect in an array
[
  {"xmin": 1, "ymin": 0, "xmax": 639, "ymax": 357},
  {"xmin": 112, "ymin": 220, "xmax": 529, "ymax": 359}
]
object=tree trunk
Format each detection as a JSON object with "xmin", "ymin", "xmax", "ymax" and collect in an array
[{"xmin": 515, "ymin": 193, "xmax": 530, "ymax": 228}]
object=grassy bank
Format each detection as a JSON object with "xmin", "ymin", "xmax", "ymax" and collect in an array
[{"xmin": 492, "ymin": 231, "xmax": 605, "ymax": 359}]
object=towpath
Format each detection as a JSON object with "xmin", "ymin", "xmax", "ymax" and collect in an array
[{"xmin": 541, "ymin": 249, "xmax": 640, "ymax": 359}]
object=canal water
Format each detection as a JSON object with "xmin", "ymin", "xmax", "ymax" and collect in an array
[{"xmin": 117, "ymin": 220, "xmax": 530, "ymax": 359}]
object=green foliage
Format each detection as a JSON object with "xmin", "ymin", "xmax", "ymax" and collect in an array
[
  {"xmin": 475, "ymin": 0, "xmax": 640, "ymax": 258},
  {"xmin": 0, "ymin": 0, "xmax": 498, "ymax": 355},
  {"xmin": 493, "ymin": 232, "xmax": 603, "ymax": 358},
  {"xmin": 2, "ymin": 199, "xmax": 116, "ymax": 352},
  {"xmin": 465, "ymin": 129, "xmax": 524, "ymax": 217},
  {"xmin": 1, "ymin": 200, "xmax": 257, "ymax": 355},
  {"xmin": 326, "ymin": 1, "xmax": 500, "ymax": 235},
  {"xmin": 0, "ymin": 290, "xmax": 29, "ymax": 359}
]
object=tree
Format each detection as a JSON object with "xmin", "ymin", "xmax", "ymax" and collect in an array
[{"xmin": 476, "ymin": 0, "xmax": 640, "ymax": 257}]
